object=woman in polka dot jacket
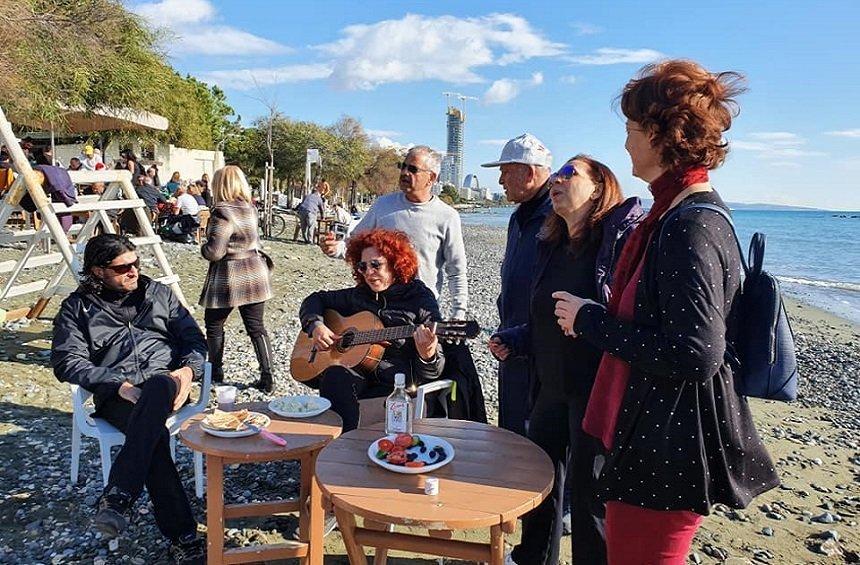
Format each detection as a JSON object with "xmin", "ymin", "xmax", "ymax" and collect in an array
[{"xmin": 553, "ymin": 60, "xmax": 779, "ymax": 564}]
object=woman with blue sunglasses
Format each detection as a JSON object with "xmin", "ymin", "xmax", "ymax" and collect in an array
[{"xmin": 491, "ymin": 155, "xmax": 642, "ymax": 564}]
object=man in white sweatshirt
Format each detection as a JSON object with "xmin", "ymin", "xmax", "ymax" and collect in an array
[{"xmin": 321, "ymin": 145, "xmax": 468, "ymax": 319}]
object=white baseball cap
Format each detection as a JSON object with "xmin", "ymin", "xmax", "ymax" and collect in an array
[{"xmin": 481, "ymin": 133, "xmax": 552, "ymax": 169}]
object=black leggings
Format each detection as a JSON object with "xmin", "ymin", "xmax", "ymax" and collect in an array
[
  {"xmin": 204, "ymin": 301, "xmax": 267, "ymax": 339},
  {"xmin": 512, "ymin": 388, "xmax": 606, "ymax": 565}
]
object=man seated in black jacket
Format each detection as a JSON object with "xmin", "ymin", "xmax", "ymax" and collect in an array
[{"xmin": 51, "ymin": 234, "xmax": 207, "ymax": 564}]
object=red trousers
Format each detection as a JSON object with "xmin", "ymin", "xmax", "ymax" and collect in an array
[{"xmin": 605, "ymin": 501, "xmax": 703, "ymax": 565}]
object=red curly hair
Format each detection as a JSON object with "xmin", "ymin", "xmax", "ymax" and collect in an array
[
  {"xmin": 619, "ymin": 59, "xmax": 746, "ymax": 170},
  {"xmin": 345, "ymin": 229, "xmax": 419, "ymax": 286}
]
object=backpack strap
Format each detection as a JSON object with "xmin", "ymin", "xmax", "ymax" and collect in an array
[{"xmin": 658, "ymin": 202, "xmax": 750, "ymax": 275}]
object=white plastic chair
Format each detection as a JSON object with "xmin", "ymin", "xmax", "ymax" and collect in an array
[
  {"xmin": 69, "ymin": 362, "xmax": 211, "ymax": 498},
  {"xmin": 415, "ymin": 378, "xmax": 455, "ymax": 419}
]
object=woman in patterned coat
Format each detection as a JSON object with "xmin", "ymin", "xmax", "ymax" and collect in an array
[{"xmin": 199, "ymin": 165, "xmax": 275, "ymax": 392}]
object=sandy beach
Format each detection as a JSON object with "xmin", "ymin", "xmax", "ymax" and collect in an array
[{"xmin": 0, "ymin": 223, "xmax": 858, "ymax": 564}]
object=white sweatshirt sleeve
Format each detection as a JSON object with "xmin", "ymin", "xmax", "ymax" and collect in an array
[{"xmin": 443, "ymin": 213, "xmax": 469, "ymax": 319}]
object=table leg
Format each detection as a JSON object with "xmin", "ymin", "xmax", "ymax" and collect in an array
[
  {"xmin": 299, "ymin": 453, "xmax": 310, "ymax": 541},
  {"xmin": 489, "ymin": 524, "xmax": 504, "ymax": 565},
  {"xmin": 205, "ymin": 454, "xmax": 224, "ymax": 565},
  {"xmin": 364, "ymin": 519, "xmax": 393, "ymax": 565},
  {"xmin": 335, "ymin": 507, "xmax": 366, "ymax": 565},
  {"xmin": 306, "ymin": 453, "xmax": 324, "ymax": 565}
]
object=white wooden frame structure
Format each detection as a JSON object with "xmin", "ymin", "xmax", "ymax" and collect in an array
[{"xmin": 0, "ymin": 106, "xmax": 186, "ymax": 320}]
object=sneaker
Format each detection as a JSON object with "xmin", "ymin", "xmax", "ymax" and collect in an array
[
  {"xmin": 168, "ymin": 534, "xmax": 206, "ymax": 564},
  {"xmin": 504, "ymin": 551, "xmax": 518, "ymax": 565},
  {"xmin": 562, "ymin": 510, "xmax": 572, "ymax": 536},
  {"xmin": 92, "ymin": 486, "xmax": 132, "ymax": 538}
]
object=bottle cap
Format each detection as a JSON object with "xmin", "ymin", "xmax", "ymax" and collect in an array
[{"xmin": 394, "ymin": 373, "xmax": 405, "ymax": 386}]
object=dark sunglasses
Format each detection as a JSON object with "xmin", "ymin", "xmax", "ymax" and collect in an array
[
  {"xmin": 550, "ymin": 163, "xmax": 577, "ymax": 181},
  {"xmin": 356, "ymin": 259, "xmax": 386, "ymax": 273},
  {"xmin": 396, "ymin": 162, "xmax": 431, "ymax": 175},
  {"xmin": 103, "ymin": 258, "xmax": 140, "ymax": 274}
]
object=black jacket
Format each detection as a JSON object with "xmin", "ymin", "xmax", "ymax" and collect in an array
[
  {"xmin": 574, "ymin": 191, "xmax": 779, "ymax": 514},
  {"xmin": 52, "ymin": 276, "xmax": 207, "ymax": 402},
  {"xmin": 299, "ymin": 280, "xmax": 445, "ymax": 386}
]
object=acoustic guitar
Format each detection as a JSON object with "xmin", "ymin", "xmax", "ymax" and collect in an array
[{"xmin": 290, "ymin": 309, "xmax": 480, "ymax": 382}]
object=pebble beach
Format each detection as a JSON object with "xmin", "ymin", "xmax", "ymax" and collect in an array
[{"xmin": 0, "ymin": 223, "xmax": 858, "ymax": 564}]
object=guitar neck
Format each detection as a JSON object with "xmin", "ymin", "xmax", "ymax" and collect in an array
[{"xmin": 350, "ymin": 325, "xmax": 417, "ymax": 346}]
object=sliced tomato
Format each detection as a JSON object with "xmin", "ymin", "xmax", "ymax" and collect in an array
[
  {"xmin": 389, "ymin": 445, "xmax": 405, "ymax": 454},
  {"xmin": 394, "ymin": 433, "xmax": 413, "ymax": 448},
  {"xmin": 404, "ymin": 461, "xmax": 425, "ymax": 468},
  {"xmin": 377, "ymin": 439, "xmax": 394, "ymax": 452},
  {"xmin": 386, "ymin": 452, "xmax": 408, "ymax": 465}
]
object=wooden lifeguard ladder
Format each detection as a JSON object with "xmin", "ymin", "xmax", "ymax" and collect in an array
[{"xmin": 0, "ymin": 105, "xmax": 186, "ymax": 321}]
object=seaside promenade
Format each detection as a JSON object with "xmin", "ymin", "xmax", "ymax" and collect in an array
[{"xmin": 0, "ymin": 225, "xmax": 858, "ymax": 563}]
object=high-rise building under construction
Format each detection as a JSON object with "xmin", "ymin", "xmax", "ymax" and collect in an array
[{"xmin": 441, "ymin": 105, "xmax": 464, "ymax": 188}]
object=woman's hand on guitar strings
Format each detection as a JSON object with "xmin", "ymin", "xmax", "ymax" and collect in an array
[{"xmin": 312, "ymin": 323, "xmax": 340, "ymax": 351}]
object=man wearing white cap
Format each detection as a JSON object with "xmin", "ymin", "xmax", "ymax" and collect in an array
[{"xmin": 483, "ymin": 133, "xmax": 552, "ymax": 437}]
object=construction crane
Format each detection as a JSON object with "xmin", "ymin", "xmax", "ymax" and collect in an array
[{"xmin": 443, "ymin": 92, "xmax": 479, "ymax": 116}]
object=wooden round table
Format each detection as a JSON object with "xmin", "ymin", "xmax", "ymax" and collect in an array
[
  {"xmin": 315, "ymin": 419, "xmax": 554, "ymax": 564},
  {"xmin": 180, "ymin": 402, "xmax": 342, "ymax": 565}
]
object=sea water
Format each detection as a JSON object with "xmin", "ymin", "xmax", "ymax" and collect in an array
[{"xmin": 461, "ymin": 208, "xmax": 860, "ymax": 324}]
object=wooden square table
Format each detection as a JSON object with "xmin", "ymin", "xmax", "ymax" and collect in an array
[
  {"xmin": 180, "ymin": 401, "xmax": 342, "ymax": 565},
  {"xmin": 315, "ymin": 419, "xmax": 554, "ymax": 564}
]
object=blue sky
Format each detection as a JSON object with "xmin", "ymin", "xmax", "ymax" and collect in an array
[{"xmin": 132, "ymin": 0, "xmax": 860, "ymax": 210}]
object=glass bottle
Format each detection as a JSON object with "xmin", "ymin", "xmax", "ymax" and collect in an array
[{"xmin": 385, "ymin": 373, "xmax": 413, "ymax": 435}]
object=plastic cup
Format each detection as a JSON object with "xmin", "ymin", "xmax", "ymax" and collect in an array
[
  {"xmin": 215, "ymin": 385, "xmax": 237, "ymax": 411},
  {"xmin": 424, "ymin": 477, "xmax": 439, "ymax": 496}
]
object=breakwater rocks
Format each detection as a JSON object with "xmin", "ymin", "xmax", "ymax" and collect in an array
[{"xmin": 0, "ymin": 225, "xmax": 857, "ymax": 563}]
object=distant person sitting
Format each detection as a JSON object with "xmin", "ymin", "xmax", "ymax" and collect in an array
[
  {"xmin": 189, "ymin": 183, "xmax": 207, "ymax": 206},
  {"xmin": 81, "ymin": 145, "xmax": 100, "ymax": 171},
  {"xmin": 119, "ymin": 176, "xmax": 166, "ymax": 236},
  {"xmin": 165, "ymin": 171, "xmax": 181, "ymax": 195},
  {"xmin": 175, "ymin": 185, "xmax": 201, "ymax": 219},
  {"xmin": 51, "ymin": 234, "xmax": 207, "ymax": 563},
  {"xmin": 295, "ymin": 182, "xmax": 326, "ymax": 244},
  {"xmin": 333, "ymin": 200, "xmax": 351, "ymax": 225}
]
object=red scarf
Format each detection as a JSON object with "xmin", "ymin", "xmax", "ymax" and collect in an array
[{"xmin": 582, "ymin": 166, "xmax": 709, "ymax": 450}]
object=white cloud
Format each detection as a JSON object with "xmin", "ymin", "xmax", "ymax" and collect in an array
[
  {"xmin": 316, "ymin": 13, "xmax": 565, "ymax": 90},
  {"xmin": 133, "ymin": 0, "xmax": 288, "ymax": 56},
  {"xmin": 560, "ymin": 75, "xmax": 578, "ymax": 85},
  {"xmin": 134, "ymin": 0, "xmax": 213, "ymax": 25},
  {"xmin": 480, "ymin": 139, "xmax": 510, "ymax": 146},
  {"xmin": 748, "ymin": 132, "xmax": 804, "ymax": 146},
  {"xmin": 199, "ymin": 64, "xmax": 332, "ymax": 90},
  {"xmin": 732, "ymin": 133, "xmax": 825, "ymax": 160},
  {"xmin": 825, "ymin": 129, "xmax": 860, "ymax": 138},
  {"xmin": 368, "ymin": 135, "xmax": 412, "ymax": 152},
  {"xmin": 365, "ymin": 129, "xmax": 402, "ymax": 138},
  {"xmin": 177, "ymin": 27, "xmax": 290, "ymax": 56},
  {"xmin": 483, "ymin": 72, "xmax": 544, "ymax": 104},
  {"xmin": 571, "ymin": 22, "xmax": 603, "ymax": 35},
  {"xmin": 566, "ymin": 48, "xmax": 664, "ymax": 65}
]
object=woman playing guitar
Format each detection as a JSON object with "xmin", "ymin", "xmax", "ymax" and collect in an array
[{"xmin": 298, "ymin": 228, "xmax": 443, "ymax": 431}]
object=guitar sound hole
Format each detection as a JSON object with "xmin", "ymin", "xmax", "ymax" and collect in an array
[{"xmin": 338, "ymin": 330, "xmax": 355, "ymax": 351}]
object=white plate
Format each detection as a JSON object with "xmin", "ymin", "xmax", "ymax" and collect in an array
[
  {"xmin": 200, "ymin": 412, "xmax": 271, "ymax": 438},
  {"xmin": 268, "ymin": 395, "xmax": 332, "ymax": 418},
  {"xmin": 367, "ymin": 433, "xmax": 455, "ymax": 474}
]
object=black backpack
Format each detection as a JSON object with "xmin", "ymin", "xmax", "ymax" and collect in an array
[{"xmin": 660, "ymin": 203, "xmax": 799, "ymax": 401}]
